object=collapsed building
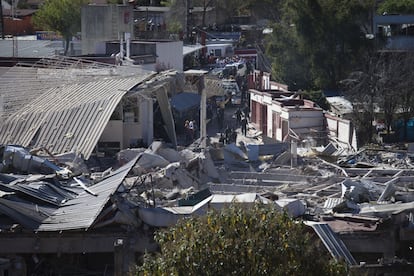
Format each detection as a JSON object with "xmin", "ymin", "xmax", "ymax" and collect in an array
[
  {"xmin": 0, "ymin": 57, "xmax": 414, "ymax": 275},
  {"xmin": 3, "ymin": 136, "xmax": 414, "ymax": 274}
]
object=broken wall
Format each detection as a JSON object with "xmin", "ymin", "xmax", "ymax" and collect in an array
[{"xmin": 325, "ymin": 113, "xmax": 357, "ymax": 151}]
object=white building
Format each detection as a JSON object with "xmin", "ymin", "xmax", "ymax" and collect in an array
[{"xmin": 250, "ymin": 89, "xmax": 325, "ymax": 145}]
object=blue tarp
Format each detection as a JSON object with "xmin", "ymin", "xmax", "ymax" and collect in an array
[{"xmin": 170, "ymin": 92, "xmax": 201, "ymax": 112}]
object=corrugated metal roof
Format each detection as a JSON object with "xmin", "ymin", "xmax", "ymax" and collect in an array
[
  {"xmin": 0, "ymin": 67, "xmax": 59, "ymax": 119},
  {"xmin": 0, "ymin": 75, "xmax": 151, "ymax": 159},
  {"xmin": 37, "ymin": 156, "xmax": 138, "ymax": 231},
  {"xmin": 0, "ymin": 156, "xmax": 138, "ymax": 231},
  {"xmin": 0, "ymin": 56, "xmax": 150, "ymax": 119},
  {"xmin": 305, "ymin": 221, "xmax": 357, "ymax": 266}
]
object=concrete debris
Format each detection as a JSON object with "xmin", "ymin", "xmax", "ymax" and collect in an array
[
  {"xmin": 2, "ymin": 135, "xmax": 414, "ymax": 273},
  {"xmin": 275, "ymin": 198, "xmax": 306, "ymax": 218},
  {"xmin": 341, "ymin": 178, "xmax": 383, "ymax": 203}
]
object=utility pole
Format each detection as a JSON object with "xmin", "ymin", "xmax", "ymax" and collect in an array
[
  {"xmin": 0, "ymin": 1, "xmax": 4, "ymax": 39},
  {"xmin": 11, "ymin": 0, "xmax": 18, "ymax": 57}
]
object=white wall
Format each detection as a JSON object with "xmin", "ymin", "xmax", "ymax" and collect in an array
[
  {"xmin": 123, "ymin": 122, "xmax": 141, "ymax": 147},
  {"xmin": 268, "ymin": 104, "xmax": 324, "ymax": 142},
  {"xmin": 100, "ymin": 120, "xmax": 124, "ymax": 147},
  {"xmin": 325, "ymin": 113, "xmax": 357, "ymax": 151},
  {"xmin": 288, "ymin": 110, "xmax": 324, "ymax": 129},
  {"xmin": 99, "ymin": 96, "xmax": 153, "ymax": 149},
  {"xmin": 139, "ymin": 97, "xmax": 153, "ymax": 146},
  {"xmin": 81, "ymin": 5, "xmax": 134, "ymax": 55},
  {"xmin": 156, "ymin": 41, "xmax": 183, "ymax": 72}
]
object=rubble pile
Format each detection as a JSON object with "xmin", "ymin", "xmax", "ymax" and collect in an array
[{"xmin": 1, "ymin": 140, "xmax": 414, "ymax": 273}]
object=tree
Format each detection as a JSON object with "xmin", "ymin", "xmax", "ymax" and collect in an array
[
  {"xmin": 378, "ymin": 0, "xmax": 414, "ymax": 14},
  {"xmin": 302, "ymin": 90, "xmax": 330, "ymax": 111},
  {"xmin": 265, "ymin": 0, "xmax": 375, "ymax": 90},
  {"xmin": 161, "ymin": 0, "xmax": 186, "ymax": 37},
  {"xmin": 341, "ymin": 53, "xmax": 382, "ymax": 145},
  {"xmin": 341, "ymin": 52, "xmax": 414, "ymax": 145},
  {"xmin": 265, "ymin": 21, "xmax": 314, "ymax": 90},
  {"xmin": 33, "ymin": 0, "xmax": 88, "ymax": 55},
  {"xmin": 198, "ymin": 0, "xmax": 215, "ymax": 27},
  {"xmin": 138, "ymin": 204, "xmax": 347, "ymax": 275},
  {"xmin": 391, "ymin": 52, "xmax": 414, "ymax": 141}
]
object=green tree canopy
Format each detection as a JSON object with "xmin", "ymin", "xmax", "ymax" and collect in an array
[
  {"xmin": 378, "ymin": 0, "xmax": 414, "ymax": 14},
  {"xmin": 265, "ymin": 0, "xmax": 374, "ymax": 90},
  {"xmin": 138, "ymin": 204, "xmax": 347, "ymax": 275},
  {"xmin": 33, "ymin": 0, "xmax": 88, "ymax": 55}
]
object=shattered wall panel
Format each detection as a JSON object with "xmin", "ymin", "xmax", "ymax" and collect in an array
[{"xmin": 155, "ymin": 86, "xmax": 177, "ymax": 147}]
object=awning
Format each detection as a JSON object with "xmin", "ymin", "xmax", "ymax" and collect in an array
[
  {"xmin": 170, "ymin": 92, "xmax": 201, "ymax": 113},
  {"xmin": 183, "ymin": 44, "xmax": 206, "ymax": 56}
]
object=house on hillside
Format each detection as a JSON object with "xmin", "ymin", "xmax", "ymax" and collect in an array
[{"xmin": 2, "ymin": 8, "xmax": 36, "ymax": 36}]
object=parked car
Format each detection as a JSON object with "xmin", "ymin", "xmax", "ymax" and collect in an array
[
  {"xmin": 223, "ymin": 62, "xmax": 247, "ymax": 78},
  {"xmin": 222, "ymin": 79, "xmax": 242, "ymax": 106},
  {"xmin": 222, "ymin": 79, "xmax": 240, "ymax": 94}
]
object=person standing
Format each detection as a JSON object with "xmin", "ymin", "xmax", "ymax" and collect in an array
[
  {"xmin": 241, "ymin": 116, "xmax": 248, "ymax": 136},
  {"xmin": 184, "ymin": 120, "xmax": 190, "ymax": 143},
  {"xmin": 243, "ymin": 103, "xmax": 250, "ymax": 122},
  {"xmin": 231, "ymin": 128, "xmax": 237, "ymax": 144},
  {"xmin": 235, "ymin": 107, "xmax": 242, "ymax": 127},
  {"xmin": 225, "ymin": 125, "xmax": 232, "ymax": 144},
  {"xmin": 188, "ymin": 120, "xmax": 195, "ymax": 141}
]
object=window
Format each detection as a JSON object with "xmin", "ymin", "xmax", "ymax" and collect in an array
[{"xmin": 122, "ymin": 97, "xmax": 139, "ymax": 123}]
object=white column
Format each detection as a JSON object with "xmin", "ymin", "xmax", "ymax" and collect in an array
[
  {"xmin": 125, "ymin": 32, "xmax": 131, "ymax": 59},
  {"xmin": 119, "ymin": 32, "xmax": 124, "ymax": 59},
  {"xmin": 200, "ymin": 87, "xmax": 207, "ymax": 148}
]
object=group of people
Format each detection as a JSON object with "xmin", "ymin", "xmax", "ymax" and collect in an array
[{"xmin": 219, "ymin": 126, "xmax": 238, "ymax": 145}]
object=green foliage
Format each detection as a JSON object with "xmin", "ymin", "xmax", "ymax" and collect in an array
[
  {"xmin": 17, "ymin": 0, "xmax": 29, "ymax": 9},
  {"xmin": 33, "ymin": 0, "xmax": 87, "ymax": 55},
  {"xmin": 160, "ymin": 0, "xmax": 173, "ymax": 7},
  {"xmin": 107, "ymin": 0, "xmax": 124, "ymax": 4},
  {"xmin": 138, "ymin": 204, "xmax": 347, "ymax": 276},
  {"xmin": 216, "ymin": 0, "xmax": 254, "ymax": 17},
  {"xmin": 301, "ymin": 90, "xmax": 330, "ymax": 111},
  {"xmin": 378, "ymin": 0, "xmax": 414, "ymax": 14},
  {"xmin": 265, "ymin": 0, "xmax": 374, "ymax": 90},
  {"xmin": 266, "ymin": 22, "xmax": 313, "ymax": 91},
  {"xmin": 166, "ymin": 20, "xmax": 182, "ymax": 34}
]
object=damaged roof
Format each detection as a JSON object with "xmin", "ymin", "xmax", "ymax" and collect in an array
[
  {"xmin": 0, "ymin": 58, "xmax": 155, "ymax": 159},
  {"xmin": 0, "ymin": 155, "xmax": 139, "ymax": 231}
]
